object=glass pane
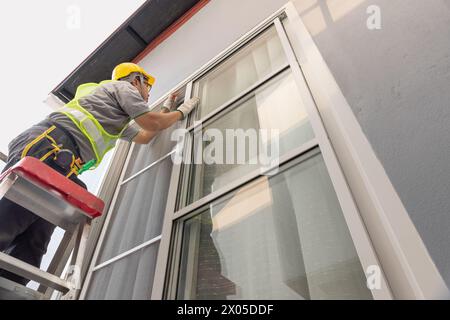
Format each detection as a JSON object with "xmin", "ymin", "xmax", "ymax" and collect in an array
[
  {"xmin": 124, "ymin": 99, "xmax": 184, "ymax": 178},
  {"xmin": 176, "ymin": 152, "xmax": 372, "ymax": 300},
  {"xmin": 182, "ymin": 70, "xmax": 314, "ymax": 207},
  {"xmin": 98, "ymin": 157, "xmax": 172, "ymax": 263},
  {"xmin": 194, "ymin": 25, "xmax": 287, "ymax": 120},
  {"xmin": 86, "ymin": 244, "xmax": 159, "ymax": 300}
]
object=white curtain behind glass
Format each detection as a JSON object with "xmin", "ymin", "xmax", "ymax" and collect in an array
[
  {"xmin": 196, "ymin": 26, "xmax": 287, "ymax": 119},
  {"xmin": 197, "ymin": 154, "xmax": 373, "ymax": 299},
  {"xmin": 98, "ymin": 157, "xmax": 172, "ymax": 263}
]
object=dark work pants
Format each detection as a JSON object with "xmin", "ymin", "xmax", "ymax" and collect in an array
[{"xmin": 0, "ymin": 120, "xmax": 86, "ymax": 286}]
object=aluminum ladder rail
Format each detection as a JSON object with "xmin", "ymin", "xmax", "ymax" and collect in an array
[{"xmin": 0, "ymin": 156, "xmax": 103, "ymax": 300}]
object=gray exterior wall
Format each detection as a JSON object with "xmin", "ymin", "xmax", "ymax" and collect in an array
[
  {"xmin": 138, "ymin": 0, "xmax": 450, "ymax": 287},
  {"xmin": 292, "ymin": 0, "xmax": 450, "ymax": 287}
]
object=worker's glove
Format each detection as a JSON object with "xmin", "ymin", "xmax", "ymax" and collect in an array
[
  {"xmin": 161, "ymin": 92, "xmax": 178, "ymax": 113},
  {"xmin": 177, "ymin": 97, "xmax": 200, "ymax": 120}
]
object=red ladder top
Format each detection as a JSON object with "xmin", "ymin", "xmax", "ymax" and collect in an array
[{"xmin": 0, "ymin": 157, "xmax": 104, "ymax": 218}]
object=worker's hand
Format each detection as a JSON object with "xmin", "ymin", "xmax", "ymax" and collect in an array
[
  {"xmin": 177, "ymin": 97, "xmax": 200, "ymax": 120},
  {"xmin": 161, "ymin": 92, "xmax": 178, "ymax": 113}
]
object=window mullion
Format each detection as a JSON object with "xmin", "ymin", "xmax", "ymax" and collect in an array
[{"xmin": 186, "ymin": 63, "xmax": 290, "ymax": 132}]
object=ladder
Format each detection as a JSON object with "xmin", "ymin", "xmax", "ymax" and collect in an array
[{"xmin": 0, "ymin": 156, "xmax": 104, "ymax": 300}]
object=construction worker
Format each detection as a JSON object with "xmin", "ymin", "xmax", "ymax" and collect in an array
[{"xmin": 0, "ymin": 62, "xmax": 199, "ymax": 285}]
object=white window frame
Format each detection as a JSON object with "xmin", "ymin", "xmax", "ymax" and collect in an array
[
  {"xmin": 80, "ymin": 1, "xmax": 449, "ymax": 300},
  {"xmin": 154, "ymin": 5, "xmax": 391, "ymax": 300},
  {"xmin": 78, "ymin": 86, "xmax": 192, "ymax": 300}
]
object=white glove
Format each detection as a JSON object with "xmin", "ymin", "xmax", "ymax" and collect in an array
[
  {"xmin": 161, "ymin": 92, "xmax": 178, "ymax": 113},
  {"xmin": 177, "ymin": 97, "xmax": 200, "ymax": 120}
]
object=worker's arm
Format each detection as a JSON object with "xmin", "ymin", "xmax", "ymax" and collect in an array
[
  {"xmin": 132, "ymin": 129, "xmax": 159, "ymax": 144},
  {"xmin": 132, "ymin": 101, "xmax": 180, "ymax": 144},
  {"xmin": 134, "ymin": 97, "xmax": 199, "ymax": 132},
  {"xmin": 134, "ymin": 111, "xmax": 182, "ymax": 132}
]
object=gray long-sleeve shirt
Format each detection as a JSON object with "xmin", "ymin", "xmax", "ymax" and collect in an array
[{"xmin": 48, "ymin": 81, "xmax": 150, "ymax": 162}]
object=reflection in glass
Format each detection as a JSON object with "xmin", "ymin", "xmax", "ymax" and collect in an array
[
  {"xmin": 98, "ymin": 157, "xmax": 172, "ymax": 263},
  {"xmin": 183, "ymin": 70, "xmax": 314, "ymax": 206},
  {"xmin": 86, "ymin": 244, "xmax": 159, "ymax": 300},
  {"xmin": 124, "ymin": 100, "xmax": 184, "ymax": 178},
  {"xmin": 177, "ymin": 153, "xmax": 372, "ymax": 300},
  {"xmin": 194, "ymin": 26, "xmax": 287, "ymax": 120}
]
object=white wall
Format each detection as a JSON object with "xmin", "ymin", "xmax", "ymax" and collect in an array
[{"xmin": 139, "ymin": 0, "xmax": 289, "ymax": 105}]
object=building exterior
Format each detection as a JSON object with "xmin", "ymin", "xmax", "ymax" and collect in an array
[{"xmin": 35, "ymin": 0, "xmax": 450, "ymax": 299}]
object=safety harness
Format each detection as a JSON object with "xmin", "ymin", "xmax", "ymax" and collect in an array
[{"xmin": 21, "ymin": 125, "xmax": 84, "ymax": 178}]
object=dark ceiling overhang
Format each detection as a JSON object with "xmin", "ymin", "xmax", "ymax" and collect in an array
[{"xmin": 52, "ymin": 0, "xmax": 201, "ymax": 102}]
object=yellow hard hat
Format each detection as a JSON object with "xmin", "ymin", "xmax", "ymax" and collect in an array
[{"xmin": 111, "ymin": 62, "xmax": 155, "ymax": 85}]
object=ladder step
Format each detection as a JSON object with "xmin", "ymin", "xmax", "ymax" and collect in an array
[
  {"xmin": 0, "ymin": 252, "xmax": 70, "ymax": 294},
  {"xmin": 0, "ymin": 277, "xmax": 43, "ymax": 300}
]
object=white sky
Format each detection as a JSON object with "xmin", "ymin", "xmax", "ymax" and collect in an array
[
  {"xmin": 0, "ymin": 0, "xmax": 147, "ymax": 190},
  {"xmin": 0, "ymin": 1, "xmax": 147, "ymax": 290},
  {"xmin": 0, "ymin": 0, "xmax": 145, "ymax": 154}
]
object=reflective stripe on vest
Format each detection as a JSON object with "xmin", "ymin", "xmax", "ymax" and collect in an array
[
  {"xmin": 57, "ymin": 80, "xmax": 128, "ymax": 168},
  {"xmin": 59, "ymin": 106, "xmax": 114, "ymax": 160}
]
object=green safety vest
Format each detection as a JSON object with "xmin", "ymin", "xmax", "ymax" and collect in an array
[{"xmin": 58, "ymin": 80, "xmax": 128, "ymax": 169}]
